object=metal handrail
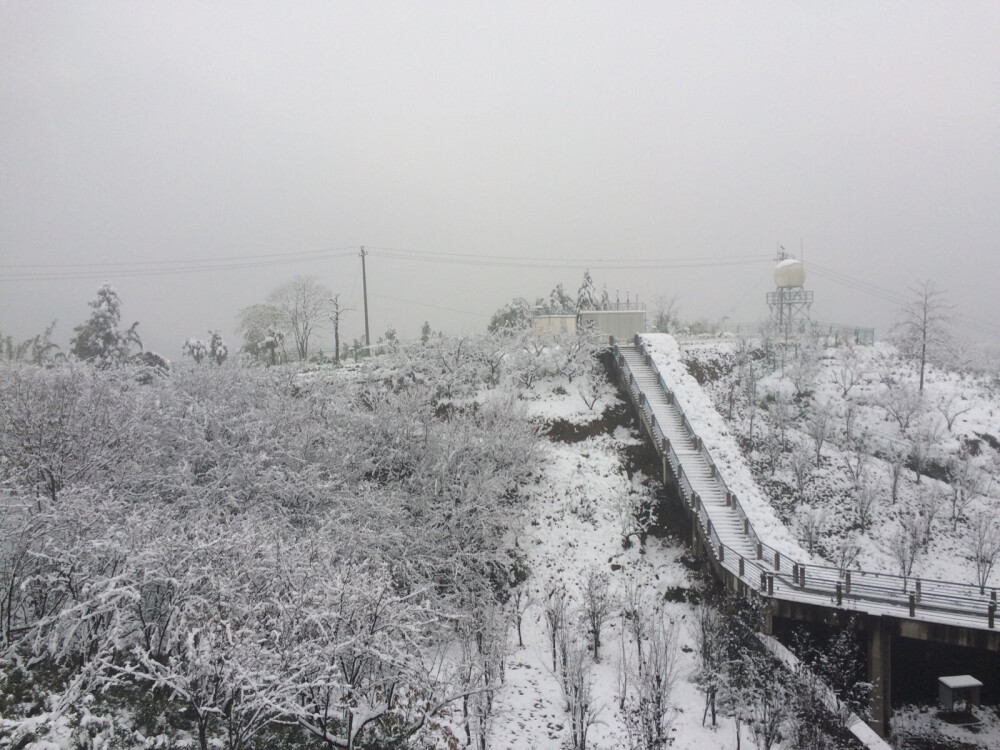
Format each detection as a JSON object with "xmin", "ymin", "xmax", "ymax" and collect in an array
[{"xmin": 614, "ymin": 342, "xmax": 998, "ymax": 630}]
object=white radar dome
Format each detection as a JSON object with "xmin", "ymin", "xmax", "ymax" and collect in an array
[{"xmin": 773, "ymin": 258, "xmax": 805, "ymax": 288}]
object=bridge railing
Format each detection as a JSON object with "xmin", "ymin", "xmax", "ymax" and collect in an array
[{"xmin": 614, "ymin": 341, "xmax": 999, "ymax": 631}]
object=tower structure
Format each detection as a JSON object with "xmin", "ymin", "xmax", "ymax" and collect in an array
[{"xmin": 767, "ymin": 247, "xmax": 813, "ymax": 339}]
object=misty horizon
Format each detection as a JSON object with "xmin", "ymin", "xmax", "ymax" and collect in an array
[{"xmin": 3, "ymin": 2, "xmax": 999, "ymax": 357}]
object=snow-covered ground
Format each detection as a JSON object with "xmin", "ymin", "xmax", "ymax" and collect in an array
[
  {"xmin": 487, "ymin": 376, "xmax": 768, "ymax": 750},
  {"xmin": 891, "ymin": 704, "xmax": 1000, "ymax": 750},
  {"xmin": 674, "ymin": 335, "xmax": 1000, "ymax": 588},
  {"xmin": 492, "ymin": 340, "xmax": 1000, "ymax": 749}
]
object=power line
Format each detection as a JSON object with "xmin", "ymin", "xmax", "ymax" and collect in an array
[
  {"xmin": 368, "ymin": 292, "xmax": 489, "ymax": 318},
  {"xmin": 0, "ymin": 245, "xmax": 360, "ymax": 269},
  {"xmin": 0, "ymin": 247, "xmax": 360, "ymax": 282},
  {"xmin": 367, "ymin": 245, "xmax": 774, "ymax": 270},
  {"xmin": 809, "ymin": 262, "xmax": 1000, "ymax": 338}
]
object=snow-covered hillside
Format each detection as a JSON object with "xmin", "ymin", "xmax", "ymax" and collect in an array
[{"xmin": 678, "ymin": 334, "xmax": 1000, "ymax": 591}]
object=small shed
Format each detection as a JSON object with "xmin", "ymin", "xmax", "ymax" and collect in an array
[{"xmin": 938, "ymin": 675, "xmax": 982, "ymax": 711}]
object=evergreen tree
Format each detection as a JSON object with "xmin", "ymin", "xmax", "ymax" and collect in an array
[
  {"xmin": 576, "ymin": 270, "xmax": 599, "ymax": 311},
  {"xmin": 70, "ymin": 283, "xmax": 139, "ymax": 368}
]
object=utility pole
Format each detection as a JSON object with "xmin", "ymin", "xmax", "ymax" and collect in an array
[{"xmin": 360, "ymin": 246, "xmax": 371, "ymax": 347}]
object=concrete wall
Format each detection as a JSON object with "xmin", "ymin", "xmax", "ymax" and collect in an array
[
  {"xmin": 579, "ymin": 310, "xmax": 646, "ymax": 340},
  {"xmin": 531, "ymin": 315, "xmax": 577, "ymax": 335}
]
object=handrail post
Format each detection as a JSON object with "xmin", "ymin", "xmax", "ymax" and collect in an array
[
  {"xmin": 774, "ymin": 552, "xmax": 781, "ymax": 571},
  {"xmin": 800, "ymin": 566, "xmax": 806, "ymax": 588},
  {"xmin": 792, "ymin": 564, "xmax": 799, "ymax": 585},
  {"xmin": 909, "ymin": 594, "xmax": 916, "ymax": 617},
  {"xmin": 756, "ymin": 543, "xmax": 762, "ymax": 560},
  {"xmin": 767, "ymin": 574, "xmax": 774, "ymax": 596},
  {"xmin": 915, "ymin": 578, "xmax": 921, "ymax": 603},
  {"xmin": 739, "ymin": 557, "xmax": 745, "ymax": 577},
  {"xmin": 744, "ymin": 519, "xmax": 750, "ymax": 536},
  {"xmin": 990, "ymin": 602, "xmax": 996, "ymax": 629},
  {"xmin": 845, "ymin": 571, "xmax": 851, "ymax": 594},
  {"xmin": 836, "ymin": 583, "xmax": 843, "ymax": 606}
]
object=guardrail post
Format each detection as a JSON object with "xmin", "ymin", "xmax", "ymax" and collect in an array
[
  {"xmin": 800, "ymin": 566, "xmax": 806, "ymax": 588},
  {"xmin": 767, "ymin": 574, "xmax": 774, "ymax": 596},
  {"xmin": 845, "ymin": 571, "xmax": 851, "ymax": 594},
  {"xmin": 760, "ymin": 572, "xmax": 767, "ymax": 592},
  {"xmin": 744, "ymin": 519, "xmax": 750, "ymax": 536},
  {"xmin": 792, "ymin": 564, "xmax": 799, "ymax": 585},
  {"xmin": 836, "ymin": 583, "xmax": 843, "ymax": 606},
  {"xmin": 719, "ymin": 544, "xmax": 724, "ymax": 562},
  {"xmin": 990, "ymin": 602, "xmax": 996, "ymax": 629},
  {"xmin": 774, "ymin": 552, "xmax": 781, "ymax": 571},
  {"xmin": 661, "ymin": 437, "xmax": 670, "ymax": 454},
  {"xmin": 739, "ymin": 557, "xmax": 745, "ymax": 577},
  {"xmin": 639, "ymin": 391, "xmax": 645, "ymax": 406},
  {"xmin": 756, "ymin": 543, "xmax": 762, "ymax": 560},
  {"xmin": 710, "ymin": 463, "xmax": 716, "ymax": 478},
  {"xmin": 915, "ymin": 578, "xmax": 921, "ymax": 603},
  {"xmin": 909, "ymin": 594, "xmax": 916, "ymax": 618}
]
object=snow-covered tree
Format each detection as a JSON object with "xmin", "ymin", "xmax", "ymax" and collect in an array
[
  {"xmin": 1, "ymin": 320, "xmax": 60, "ymax": 364},
  {"xmin": 805, "ymin": 400, "xmax": 833, "ymax": 467},
  {"xmin": 651, "ymin": 294, "xmax": 680, "ymax": 334},
  {"xmin": 577, "ymin": 269, "xmax": 600, "ymax": 311},
  {"xmin": 547, "ymin": 282, "xmax": 576, "ymax": 315},
  {"xmin": 853, "ymin": 482, "xmax": 877, "ymax": 532},
  {"xmin": 70, "ymin": 283, "xmax": 141, "ymax": 368},
  {"xmin": 969, "ymin": 511, "xmax": 1000, "ymax": 594},
  {"xmin": 208, "ymin": 330, "xmax": 228, "ymax": 365},
  {"xmin": 890, "ymin": 514, "xmax": 923, "ymax": 591},
  {"xmin": 268, "ymin": 275, "xmax": 332, "ymax": 360},
  {"xmin": 621, "ymin": 610, "xmax": 679, "ymax": 750},
  {"xmin": 893, "ymin": 280, "xmax": 953, "ymax": 392},
  {"xmin": 831, "ymin": 342, "xmax": 866, "ymax": 397},
  {"xmin": 878, "ymin": 379, "xmax": 924, "ymax": 431},
  {"xmin": 183, "ymin": 337, "xmax": 208, "ymax": 363},
  {"xmin": 487, "ymin": 297, "xmax": 531, "ymax": 334}
]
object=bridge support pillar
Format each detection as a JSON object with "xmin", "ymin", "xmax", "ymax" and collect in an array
[
  {"xmin": 661, "ymin": 455, "xmax": 673, "ymax": 487},
  {"xmin": 762, "ymin": 601, "xmax": 774, "ymax": 636},
  {"xmin": 867, "ymin": 615, "xmax": 893, "ymax": 738}
]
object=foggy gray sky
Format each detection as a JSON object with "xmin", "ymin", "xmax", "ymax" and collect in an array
[{"xmin": 3, "ymin": 1, "xmax": 999, "ymax": 358}]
